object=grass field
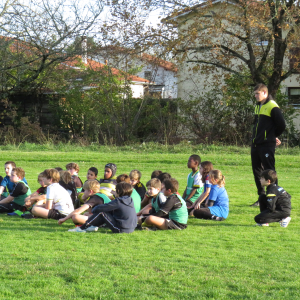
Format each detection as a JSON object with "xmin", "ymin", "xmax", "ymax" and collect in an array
[{"xmin": 0, "ymin": 144, "xmax": 299, "ymax": 299}]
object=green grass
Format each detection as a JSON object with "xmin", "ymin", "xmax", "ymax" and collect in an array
[{"xmin": 0, "ymin": 145, "xmax": 299, "ymax": 299}]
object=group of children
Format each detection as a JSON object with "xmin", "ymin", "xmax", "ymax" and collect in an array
[{"xmin": 0, "ymin": 154, "xmax": 292, "ymax": 234}]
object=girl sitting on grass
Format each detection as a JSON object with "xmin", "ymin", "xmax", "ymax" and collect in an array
[
  {"xmin": 188, "ymin": 161, "xmax": 213, "ymax": 216},
  {"xmin": 193, "ymin": 170, "xmax": 229, "ymax": 221}
]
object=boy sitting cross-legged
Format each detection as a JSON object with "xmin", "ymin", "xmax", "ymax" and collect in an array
[
  {"xmin": 68, "ymin": 182, "xmax": 137, "ymax": 233},
  {"xmin": 0, "ymin": 161, "xmax": 28, "ymax": 199},
  {"xmin": 143, "ymin": 178, "xmax": 188, "ymax": 230},
  {"xmin": 0, "ymin": 167, "xmax": 31, "ymax": 214},
  {"xmin": 254, "ymin": 169, "xmax": 292, "ymax": 227},
  {"xmin": 137, "ymin": 178, "xmax": 166, "ymax": 226},
  {"xmin": 58, "ymin": 180, "xmax": 111, "ymax": 227},
  {"xmin": 31, "ymin": 169, "xmax": 74, "ymax": 220}
]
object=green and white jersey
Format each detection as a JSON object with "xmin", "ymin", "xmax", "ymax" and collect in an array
[{"xmin": 185, "ymin": 170, "xmax": 203, "ymax": 203}]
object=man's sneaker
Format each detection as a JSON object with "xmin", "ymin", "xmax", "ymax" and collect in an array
[
  {"xmin": 68, "ymin": 227, "xmax": 86, "ymax": 233},
  {"xmin": 250, "ymin": 201, "xmax": 260, "ymax": 207},
  {"xmin": 256, "ymin": 223, "xmax": 269, "ymax": 226},
  {"xmin": 280, "ymin": 217, "xmax": 291, "ymax": 228},
  {"xmin": 86, "ymin": 226, "xmax": 99, "ymax": 232}
]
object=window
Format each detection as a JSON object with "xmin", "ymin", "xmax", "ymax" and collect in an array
[
  {"xmin": 144, "ymin": 71, "xmax": 152, "ymax": 80},
  {"xmin": 288, "ymin": 88, "xmax": 300, "ymax": 108},
  {"xmin": 289, "ymin": 47, "xmax": 300, "ymax": 73}
]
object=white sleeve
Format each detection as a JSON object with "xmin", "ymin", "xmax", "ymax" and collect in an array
[
  {"xmin": 46, "ymin": 185, "xmax": 54, "ymax": 200},
  {"xmin": 158, "ymin": 193, "xmax": 167, "ymax": 206},
  {"xmin": 194, "ymin": 172, "xmax": 203, "ymax": 188}
]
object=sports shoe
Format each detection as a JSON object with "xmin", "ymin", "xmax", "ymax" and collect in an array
[
  {"xmin": 256, "ymin": 223, "xmax": 269, "ymax": 226},
  {"xmin": 85, "ymin": 226, "xmax": 99, "ymax": 232},
  {"xmin": 250, "ymin": 201, "xmax": 260, "ymax": 207},
  {"xmin": 21, "ymin": 213, "xmax": 35, "ymax": 219},
  {"xmin": 68, "ymin": 227, "xmax": 86, "ymax": 232},
  {"xmin": 211, "ymin": 215, "xmax": 225, "ymax": 221},
  {"xmin": 280, "ymin": 217, "xmax": 291, "ymax": 228}
]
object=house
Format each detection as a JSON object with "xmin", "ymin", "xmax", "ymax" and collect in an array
[
  {"xmin": 163, "ymin": 0, "xmax": 300, "ymax": 109},
  {"xmin": 89, "ymin": 45, "xmax": 178, "ymax": 99}
]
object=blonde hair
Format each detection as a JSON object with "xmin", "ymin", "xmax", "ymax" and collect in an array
[
  {"xmin": 59, "ymin": 170, "xmax": 72, "ymax": 184},
  {"xmin": 146, "ymin": 178, "xmax": 161, "ymax": 189},
  {"xmin": 129, "ymin": 169, "xmax": 142, "ymax": 180},
  {"xmin": 209, "ymin": 170, "xmax": 225, "ymax": 187},
  {"xmin": 41, "ymin": 169, "xmax": 60, "ymax": 183},
  {"xmin": 83, "ymin": 180, "xmax": 100, "ymax": 193},
  {"xmin": 12, "ymin": 167, "xmax": 25, "ymax": 180}
]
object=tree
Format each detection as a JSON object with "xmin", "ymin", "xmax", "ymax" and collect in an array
[
  {"xmin": 105, "ymin": 0, "xmax": 300, "ymax": 98},
  {"xmin": 0, "ymin": 0, "xmax": 104, "ymax": 98}
]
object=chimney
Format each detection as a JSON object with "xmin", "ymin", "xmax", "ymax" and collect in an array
[{"xmin": 81, "ymin": 36, "xmax": 87, "ymax": 64}]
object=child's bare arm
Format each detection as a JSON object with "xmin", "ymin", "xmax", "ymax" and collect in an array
[
  {"xmin": 0, "ymin": 186, "xmax": 5, "ymax": 195},
  {"xmin": 137, "ymin": 203, "xmax": 152, "ymax": 216},
  {"xmin": 58, "ymin": 204, "xmax": 89, "ymax": 225},
  {"xmin": 141, "ymin": 194, "xmax": 151, "ymax": 208},
  {"xmin": 0, "ymin": 195, "xmax": 14, "ymax": 204}
]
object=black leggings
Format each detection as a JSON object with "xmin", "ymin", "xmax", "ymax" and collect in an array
[{"xmin": 193, "ymin": 208, "xmax": 213, "ymax": 220}]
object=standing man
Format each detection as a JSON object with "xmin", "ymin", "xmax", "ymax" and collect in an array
[{"xmin": 250, "ymin": 84, "xmax": 286, "ymax": 206}]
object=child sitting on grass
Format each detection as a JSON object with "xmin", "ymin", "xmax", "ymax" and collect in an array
[
  {"xmin": 76, "ymin": 167, "xmax": 99, "ymax": 207},
  {"xmin": 188, "ymin": 161, "xmax": 213, "ymax": 216},
  {"xmin": 66, "ymin": 162, "xmax": 83, "ymax": 193},
  {"xmin": 59, "ymin": 170, "xmax": 77, "ymax": 205},
  {"xmin": 143, "ymin": 178, "xmax": 188, "ymax": 230},
  {"xmin": 137, "ymin": 178, "xmax": 166, "ymax": 226},
  {"xmin": 58, "ymin": 180, "xmax": 111, "ymax": 227},
  {"xmin": 116, "ymin": 174, "xmax": 141, "ymax": 213},
  {"xmin": 68, "ymin": 182, "xmax": 137, "ymax": 233},
  {"xmin": 254, "ymin": 170, "xmax": 291, "ymax": 227},
  {"xmin": 98, "ymin": 163, "xmax": 117, "ymax": 199},
  {"xmin": 182, "ymin": 154, "xmax": 203, "ymax": 207},
  {"xmin": 0, "ymin": 161, "xmax": 28, "ymax": 199},
  {"xmin": 24, "ymin": 173, "xmax": 47, "ymax": 208},
  {"xmin": 193, "ymin": 170, "xmax": 229, "ymax": 221},
  {"xmin": 0, "ymin": 167, "xmax": 31, "ymax": 214},
  {"xmin": 130, "ymin": 169, "xmax": 146, "ymax": 199},
  {"xmin": 31, "ymin": 169, "xmax": 74, "ymax": 220}
]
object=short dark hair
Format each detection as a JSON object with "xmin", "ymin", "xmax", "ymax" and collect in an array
[
  {"xmin": 158, "ymin": 172, "xmax": 171, "ymax": 183},
  {"xmin": 254, "ymin": 83, "xmax": 268, "ymax": 93},
  {"xmin": 89, "ymin": 167, "xmax": 98, "ymax": 176},
  {"xmin": 116, "ymin": 174, "xmax": 130, "ymax": 183},
  {"xmin": 5, "ymin": 161, "xmax": 16, "ymax": 168},
  {"xmin": 151, "ymin": 170, "xmax": 162, "ymax": 179},
  {"xmin": 164, "ymin": 178, "xmax": 179, "ymax": 193},
  {"xmin": 116, "ymin": 182, "xmax": 133, "ymax": 197},
  {"xmin": 190, "ymin": 154, "xmax": 201, "ymax": 165},
  {"xmin": 55, "ymin": 167, "xmax": 63, "ymax": 171},
  {"xmin": 261, "ymin": 169, "xmax": 277, "ymax": 184}
]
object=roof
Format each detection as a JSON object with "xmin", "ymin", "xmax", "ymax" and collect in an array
[
  {"xmin": 94, "ymin": 45, "xmax": 177, "ymax": 73},
  {"xmin": 141, "ymin": 53, "xmax": 178, "ymax": 72},
  {"xmin": 164, "ymin": 0, "xmax": 237, "ymax": 21},
  {"xmin": 62, "ymin": 56, "xmax": 151, "ymax": 83}
]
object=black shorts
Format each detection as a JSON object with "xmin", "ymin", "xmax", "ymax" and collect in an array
[
  {"xmin": 48, "ymin": 209, "xmax": 67, "ymax": 220},
  {"xmin": 166, "ymin": 219, "xmax": 187, "ymax": 230}
]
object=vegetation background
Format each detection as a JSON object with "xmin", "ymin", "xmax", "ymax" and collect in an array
[{"xmin": 0, "ymin": 143, "xmax": 299, "ymax": 299}]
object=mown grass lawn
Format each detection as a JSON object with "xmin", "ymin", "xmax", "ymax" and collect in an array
[{"xmin": 0, "ymin": 144, "xmax": 299, "ymax": 299}]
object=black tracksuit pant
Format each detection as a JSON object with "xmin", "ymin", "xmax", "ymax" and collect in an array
[
  {"xmin": 251, "ymin": 146, "xmax": 277, "ymax": 195},
  {"xmin": 254, "ymin": 195, "xmax": 289, "ymax": 224}
]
